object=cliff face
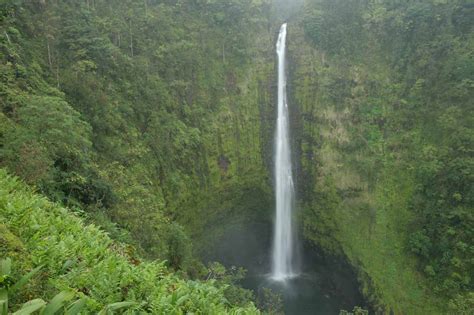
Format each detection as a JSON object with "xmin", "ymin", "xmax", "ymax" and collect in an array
[
  {"xmin": 286, "ymin": 1, "xmax": 473, "ymax": 313},
  {"xmin": 288, "ymin": 24, "xmax": 436, "ymax": 314}
]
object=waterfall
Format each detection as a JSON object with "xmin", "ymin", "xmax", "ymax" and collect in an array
[{"xmin": 271, "ymin": 23, "xmax": 296, "ymax": 281}]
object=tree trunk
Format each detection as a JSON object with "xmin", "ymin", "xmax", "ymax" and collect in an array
[
  {"xmin": 129, "ymin": 20, "xmax": 134, "ymax": 57},
  {"xmin": 47, "ymin": 39, "xmax": 53, "ymax": 70}
]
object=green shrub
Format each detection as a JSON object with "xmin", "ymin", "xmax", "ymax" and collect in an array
[{"xmin": 0, "ymin": 169, "xmax": 259, "ymax": 314}]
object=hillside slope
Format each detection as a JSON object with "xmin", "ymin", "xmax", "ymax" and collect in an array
[
  {"xmin": 0, "ymin": 169, "xmax": 259, "ymax": 313},
  {"xmin": 0, "ymin": 0, "xmax": 276, "ymax": 267}
]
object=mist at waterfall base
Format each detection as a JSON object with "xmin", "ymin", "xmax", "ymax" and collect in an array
[{"xmin": 207, "ymin": 225, "xmax": 365, "ymax": 314}]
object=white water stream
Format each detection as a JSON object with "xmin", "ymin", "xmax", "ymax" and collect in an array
[{"xmin": 271, "ymin": 23, "xmax": 297, "ymax": 281}]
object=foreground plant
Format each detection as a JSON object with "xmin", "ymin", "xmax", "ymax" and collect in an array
[{"xmin": 0, "ymin": 258, "xmax": 140, "ymax": 315}]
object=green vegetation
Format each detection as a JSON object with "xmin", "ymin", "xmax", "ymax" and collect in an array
[
  {"xmin": 0, "ymin": 169, "xmax": 258, "ymax": 313},
  {"xmin": 292, "ymin": 0, "xmax": 473, "ymax": 313},
  {"xmin": 339, "ymin": 307, "xmax": 368, "ymax": 315},
  {"xmin": 0, "ymin": 0, "xmax": 274, "ymax": 264},
  {"xmin": 0, "ymin": 0, "xmax": 472, "ymax": 313}
]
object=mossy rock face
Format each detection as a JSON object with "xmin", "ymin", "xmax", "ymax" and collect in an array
[{"xmin": 0, "ymin": 223, "xmax": 25, "ymax": 260}]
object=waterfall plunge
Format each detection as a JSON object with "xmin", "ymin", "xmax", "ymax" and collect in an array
[{"xmin": 271, "ymin": 23, "xmax": 297, "ymax": 281}]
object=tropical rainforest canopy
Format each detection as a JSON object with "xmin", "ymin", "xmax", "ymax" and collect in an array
[{"xmin": 0, "ymin": 0, "xmax": 472, "ymax": 314}]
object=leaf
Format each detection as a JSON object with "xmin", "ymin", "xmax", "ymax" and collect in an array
[
  {"xmin": 41, "ymin": 291, "xmax": 75, "ymax": 315},
  {"xmin": 98, "ymin": 301, "xmax": 137, "ymax": 315},
  {"xmin": 0, "ymin": 259, "xmax": 11, "ymax": 277},
  {"xmin": 10, "ymin": 265, "xmax": 43, "ymax": 295},
  {"xmin": 0, "ymin": 288, "xmax": 7, "ymax": 301},
  {"xmin": 106, "ymin": 301, "xmax": 137, "ymax": 311},
  {"xmin": 64, "ymin": 298, "xmax": 86, "ymax": 315},
  {"xmin": 60, "ymin": 260, "xmax": 75, "ymax": 273},
  {"xmin": 171, "ymin": 291, "xmax": 177, "ymax": 305},
  {"xmin": 0, "ymin": 299, "xmax": 8, "ymax": 315},
  {"xmin": 13, "ymin": 299, "xmax": 46, "ymax": 315},
  {"xmin": 176, "ymin": 294, "xmax": 189, "ymax": 306}
]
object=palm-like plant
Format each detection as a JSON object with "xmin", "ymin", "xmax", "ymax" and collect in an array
[
  {"xmin": 1, "ymin": 258, "xmax": 139, "ymax": 315},
  {"xmin": 0, "ymin": 258, "xmax": 85, "ymax": 315}
]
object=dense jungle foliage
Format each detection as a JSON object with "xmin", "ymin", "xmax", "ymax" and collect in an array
[
  {"xmin": 0, "ymin": 0, "xmax": 275, "ymax": 266},
  {"xmin": 0, "ymin": 169, "xmax": 259, "ymax": 313},
  {"xmin": 294, "ymin": 0, "xmax": 473, "ymax": 313},
  {"xmin": 0, "ymin": 0, "xmax": 472, "ymax": 314},
  {"xmin": 1, "ymin": 0, "xmax": 275, "ymax": 313}
]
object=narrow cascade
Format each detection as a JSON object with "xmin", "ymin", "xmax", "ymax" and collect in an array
[{"xmin": 272, "ymin": 23, "xmax": 296, "ymax": 281}]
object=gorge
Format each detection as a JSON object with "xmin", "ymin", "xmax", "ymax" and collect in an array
[{"xmin": 0, "ymin": 1, "xmax": 472, "ymax": 314}]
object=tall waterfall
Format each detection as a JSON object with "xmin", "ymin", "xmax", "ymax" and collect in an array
[{"xmin": 272, "ymin": 23, "xmax": 296, "ymax": 281}]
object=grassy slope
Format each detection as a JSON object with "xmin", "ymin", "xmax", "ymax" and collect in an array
[{"xmin": 0, "ymin": 169, "xmax": 259, "ymax": 314}]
